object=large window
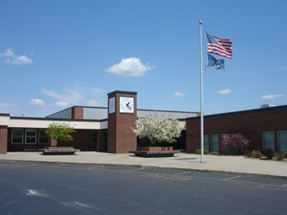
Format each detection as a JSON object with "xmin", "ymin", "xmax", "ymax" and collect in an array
[
  {"xmin": 210, "ymin": 134, "xmax": 219, "ymax": 152},
  {"xmin": 25, "ymin": 129, "xmax": 37, "ymax": 144},
  {"xmin": 204, "ymin": 135, "xmax": 209, "ymax": 151},
  {"xmin": 12, "ymin": 129, "xmax": 23, "ymax": 144},
  {"xmin": 262, "ymin": 132, "xmax": 275, "ymax": 150},
  {"xmin": 38, "ymin": 129, "xmax": 49, "ymax": 144},
  {"xmin": 278, "ymin": 131, "xmax": 287, "ymax": 152}
]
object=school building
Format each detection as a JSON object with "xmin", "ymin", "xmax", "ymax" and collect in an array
[{"xmin": 0, "ymin": 90, "xmax": 286, "ymax": 154}]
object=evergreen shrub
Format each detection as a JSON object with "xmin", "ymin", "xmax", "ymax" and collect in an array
[
  {"xmin": 209, "ymin": 151, "xmax": 220, "ymax": 155},
  {"xmin": 251, "ymin": 150, "xmax": 262, "ymax": 158},
  {"xmin": 261, "ymin": 148, "xmax": 274, "ymax": 159},
  {"xmin": 195, "ymin": 149, "xmax": 209, "ymax": 155}
]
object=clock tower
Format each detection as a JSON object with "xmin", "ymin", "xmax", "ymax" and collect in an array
[{"xmin": 107, "ymin": 91, "xmax": 137, "ymax": 153}]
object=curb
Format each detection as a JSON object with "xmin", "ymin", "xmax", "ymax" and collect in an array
[{"xmin": 1, "ymin": 159, "xmax": 287, "ymax": 180}]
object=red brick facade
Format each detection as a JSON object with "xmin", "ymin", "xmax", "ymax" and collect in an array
[
  {"xmin": 7, "ymin": 128, "xmax": 106, "ymax": 152},
  {"xmin": 2, "ymin": 90, "xmax": 287, "ymax": 154},
  {"xmin": 107, "ymin": 91, "xmax": 137, "ymax": 153},
  {"xmin": 0, "ymin": 126, "xmax": 7, "ymax": 154},
  {"xmin": 73, "ymin": 107, "xmax": 84, "ymax": 119},
  {"xmin": 186, "ymin": 106, "xmax": 287, "ymax": 153}
]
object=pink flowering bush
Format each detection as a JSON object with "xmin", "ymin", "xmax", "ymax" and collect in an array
[{"xmin": 220, "ymin": 133, "xmax": 250, "ymax": 155}]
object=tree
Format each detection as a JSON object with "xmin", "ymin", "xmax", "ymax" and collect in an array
[
  {"xmin": 45, "ymin": 122, "xmax": 76, "ymax": 146},
  {"xmin": 132, "ymin": 112, "xmax": 182, "ymax": 145},
  {"xmin": 220, "ymin": 133, "xmax": 250, "ymax": 155}
]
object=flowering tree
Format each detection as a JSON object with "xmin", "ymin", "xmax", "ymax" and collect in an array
[
  {"xmin": 220, "ymin": 133, "xmax": 250, "ymax": 155},
  {"xmin": 132, "ymin": 112, "xmax": 182, "ymax": 145},
  {"xmin": 45, "ymin": 122, "xmax": 76, "ymax": 146}
]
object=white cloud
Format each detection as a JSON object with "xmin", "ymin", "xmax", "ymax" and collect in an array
[
  {"xmin": 42, "ymin": 86, "xmax": 104, "ymax": 107},
  {"xmin": 262, "ymin": 94, "xmax": 283, "ymax": 100},
  {"xmin": 0, "ymin": 102, "xmax": 17, "ymax": 114},
  {"xmin": 29, "ymin": 99, "xmax": 45, "ymax": 107},
  {"xmin": 216, "ymin": 89, "xmax": 232, "ymax": 95},
  {"xmin": 55, "ymin": 101, "xmax": 69, "ymax": 107},
  {"xmin": 0, "ymin": 102, "xmax": 17, "ymax": 108},
  {"xmin": 42, "ymin": 88, "xmax": 84, "ymax": 105},
  {"xmin": 86, "ymin": 99, "xmax": 102, "ymax": 106},
  {"xmin": 0, "ymin": 47, "xmax": 33, "ymax": 65},
  {"xmin": 173, "ymin": 92, "xmax": 185, "ymax": 97},
  {"xmin": 278, "ymin": 67, "xmax": 287, "ymax": 71},
  {"xmin": 105, "ymin": 57, "xmax": 154, "ymax": 76}
]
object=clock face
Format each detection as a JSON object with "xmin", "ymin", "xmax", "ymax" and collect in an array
[
  {"xmin": 109, "ymin": 97, "xmax": 115, "ymax": 114},
  {"xmin": 119, "ymin": 97, "xmax": 134, "ymax": 113}
]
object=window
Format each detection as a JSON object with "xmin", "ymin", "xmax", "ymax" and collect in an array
[
  {"xmin": 278, "ymin": 131, "xmax": 287, "ymax": 152},
  {"xmin": 91, "ymin": 131, "xmax": 97, "ymax": 145},
  {"xmin": 12, "ymin": 129, "xmax": 23, "ymax": 144},
  {"xmin": 39, "ymin": 129, "xmax": 49, "ymax": 144},
  {"xmin": 204, "ymin": 135, "xmax": 209, "ymax": 151},
  {"xmin": 262, "ymin": 132, "xmax": 275, "ymax": 150},
  {"xmin": 26, "ymin": 129, "xmax": 37, "ymax": 144},
  {"xmin": 210, "ymin": 134, "xmax": 219, "ymax": 152}
]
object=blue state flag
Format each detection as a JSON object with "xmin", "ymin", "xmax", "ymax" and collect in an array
[{"xmin": 206, "ymin": 54, "xmax": 225, "ymax": 70}]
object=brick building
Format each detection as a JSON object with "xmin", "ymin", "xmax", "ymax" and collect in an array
[
  {"xmin": 0, "ymin": 91, "xmax": 196, "ymax": 154},
  {"xmin": 0, "ymin": 90, "xmax": 286, "ymax": 154},
  {"xmin": 186, "ymin": 105, "xmax": 287, "ymax": 153}
]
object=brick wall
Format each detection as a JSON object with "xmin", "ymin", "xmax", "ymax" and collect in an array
[
  {"xmin": 186, "ymin": 106, "xmax": 287, "ymax": 153},
  {"xmin": 116, "ymin": 111, "xmax": 137, "ymax": 153},
  {"xmin": 7, "ymin": 128, "xmax": 104, "ymax": 152},
  {"xmin": 0, "ymin": 126, "xmax": 7, "ymax": 154},
  {"xmin": 73, "ymin": 107, "xmax": 84, "ymax": 119},
  {"xmin": 107, "ymin": 91, "xmax": 137, "ymax": 153}
]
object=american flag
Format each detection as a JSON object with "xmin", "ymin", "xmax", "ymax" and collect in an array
[{"xmin": 206, "ymin": 32, "xmax": 232, "ymax": 59}]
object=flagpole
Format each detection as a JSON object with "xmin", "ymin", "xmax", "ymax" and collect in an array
[{"xmin": 199, "ymin": 20, "xmax": 204, "ymax": 163}]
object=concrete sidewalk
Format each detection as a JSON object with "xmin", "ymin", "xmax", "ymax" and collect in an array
[{"xmin": 0, "ymin": 152, "xmax": 287, "ymax": 179}]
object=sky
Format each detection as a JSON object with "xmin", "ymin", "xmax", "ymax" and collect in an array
[{"xmin": 0, "ymin": 0, "xmax": 286, "ymax": 117}]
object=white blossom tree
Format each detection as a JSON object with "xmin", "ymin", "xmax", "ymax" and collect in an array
[{"xmin": 132, "ymin": 112, "xmax": 182, "ymax": 145}]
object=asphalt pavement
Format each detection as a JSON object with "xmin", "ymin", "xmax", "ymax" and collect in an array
[{"xmin": 0, "ymin": 151, "xmax": 286, "ymax": 179}]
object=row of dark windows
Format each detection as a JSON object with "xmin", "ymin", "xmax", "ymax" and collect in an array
[
  {"xmin": 204, "ymin": 131, "xmax": 287, "ymax": 152},
  {"xmin": 11, "ymin": 129, "xmax": 103, "ymax": 145},
  {"xmin": 12, "ymin": 129, "xmax": 49, "ymax": 144}
]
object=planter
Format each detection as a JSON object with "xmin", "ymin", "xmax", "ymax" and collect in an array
[
  {"xmin": 131, "ymin": 151, "xmax": 175, "ymax": 157},
  {"xmin": 44, "ymin": 147, "xmax": 74, "ymax": 150},
  {"xmin": 137, "ymin": 147, "xmax": 173, "ymax": 152},
  {"xmin": 40, "ymin": 146, "xmax": 77, "ymax": 155},
  {"xmin": 131, "ymin": 146, "xmax": 175, "ymax": 157}
]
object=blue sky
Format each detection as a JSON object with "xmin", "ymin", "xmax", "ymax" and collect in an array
[{"xmin": 0, "ymin": 0, "xmax": 286, "ymax": 117}]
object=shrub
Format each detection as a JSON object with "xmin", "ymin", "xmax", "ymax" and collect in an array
[
  {"xmin": 195, "ymin": 149, "xmax": 209, "ymax": 155},
  {"xmin": 282, "ymin": 152, "xmax": 287, "ymax": 158},
  {"xmin": 261, "ymin": 148, "xmax": 274, "ymax": 159},
  {"xmin": 209, "ymin": 151, "xmax": 220, "ymax": 155},
  {"xmin": 251, "ymin": 150, "xmax": 262, "ymax": 158},
  {"xmin": 220, "ymin": 133, "xmax": 250, "ymax": 155},
  {"xmin": 274, "ymin": 153, "xmax": 284, "ymax": 161},
  {"xmin": 244, "ymin": 150, "xmax": 252, "ymax": 157}
]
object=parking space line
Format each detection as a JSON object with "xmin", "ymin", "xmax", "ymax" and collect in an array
[{"xmin": 224, "ymin": 175, "xmax": 242, "ymax": 181}]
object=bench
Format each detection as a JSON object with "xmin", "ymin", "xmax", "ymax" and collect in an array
[{"xmin": 130, "ymin": 151, "xmax": 175, "ymax": 157}]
